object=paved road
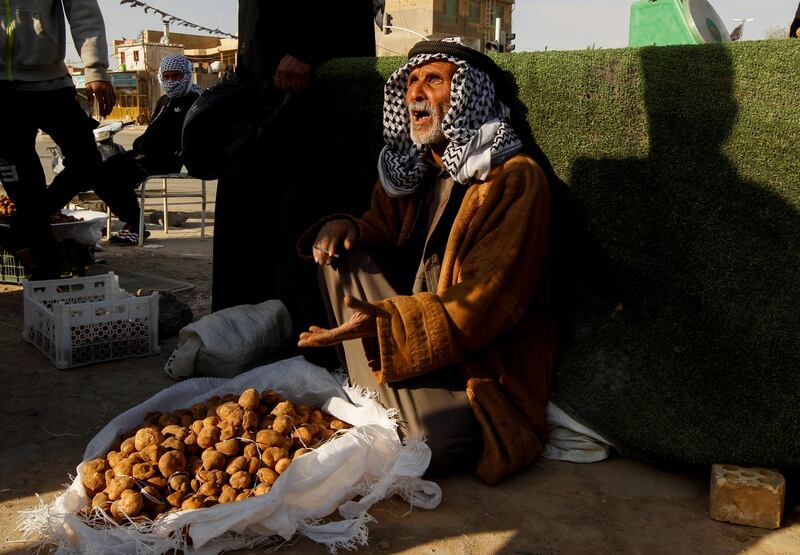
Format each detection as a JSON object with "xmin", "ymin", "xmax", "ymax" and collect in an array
[
  {"xmin": 1, "ymin": 127, "xmax": 217, "ymax": 242},
  {"xmin": 2, "ymin": 127, "xmax": 216, "ymax": 211},
  {"xmin": 37, "ymin": 126, "xmax": 217, "ymax": 217}
]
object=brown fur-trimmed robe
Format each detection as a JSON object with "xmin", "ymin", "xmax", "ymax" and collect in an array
[{"xmin": 303, "ymin": 153, "xmax": 557, "ymax": 484}]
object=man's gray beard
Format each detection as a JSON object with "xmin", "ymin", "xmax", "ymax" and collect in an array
[{"xmin": 408, "ymin": 101, "xmax": 448, "ymax": 147}]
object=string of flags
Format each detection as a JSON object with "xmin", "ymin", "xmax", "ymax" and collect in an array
[{"xmin": 119, "ymin": 0, "xmax": 238, "ymax": 39}]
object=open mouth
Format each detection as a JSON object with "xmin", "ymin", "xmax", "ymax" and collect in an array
[{"xmin": 411, "ymin": 110, "xmax": 431, "ymax": 125}]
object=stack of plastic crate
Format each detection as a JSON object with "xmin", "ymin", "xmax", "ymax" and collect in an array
[
  {"xmin": 0, "ymin": 248, "xmax": 29, "ymax": 284},
  {"xmin": 23, "ymin": 273, "xmax": 160, "ymax": 369}
]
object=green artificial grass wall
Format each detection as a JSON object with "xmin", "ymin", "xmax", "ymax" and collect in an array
[{"xmin": 298, "ymin": 40, "xmax": 800, "ymax": 467}]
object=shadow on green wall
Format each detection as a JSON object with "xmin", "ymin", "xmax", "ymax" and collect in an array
[{"xmin": 555, "ymin": 44, "xmax": 800, "ymax": 466}]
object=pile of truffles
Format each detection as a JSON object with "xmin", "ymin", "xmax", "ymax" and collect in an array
[
  {"xmin": 0, "ymin": 196, "xmax": 15, "ymax": 219},
  {"xmin": 80, "ymin": 388, "xmax": 352, "ymax": 523},
  {"xmin": 0, "ymin": 196, "xmax": 82, "ymax": 223},
  {"xmin": 50, "ymin": 212, "xmax": 83, "ymax": 223}
]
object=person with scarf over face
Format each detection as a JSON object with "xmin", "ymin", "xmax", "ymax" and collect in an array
[
  {"xmin": 297, "ymin": 41, "xmax": 559, "ymax": 484},
  {"xmin": 79, "ymin": 55, "xmax": 201, "ymax": 245}
]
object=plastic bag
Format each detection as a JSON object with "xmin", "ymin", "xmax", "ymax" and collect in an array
[
  {"xmin": 50, "ymin": 210, "xmax": 106, "ymax": 246},
  {"xmin": 165, "ymin": 300, "xmax": 292, "ymax": 379},
  {"xmin": 20, "ymin": 357, "xmax": 441, "ymax": 554},
  {"xmin": 542, "ymin": 401, "xmax": 613, "ymax": 463}
]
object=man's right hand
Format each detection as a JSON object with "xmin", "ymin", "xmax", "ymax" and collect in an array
[
  {"xmin": 85, "ymin": 81, "xmax": 116, "ymax": 118},
  {"xmin": 312, "ymin": 219, "xmax": 358, "ymax": 266}
]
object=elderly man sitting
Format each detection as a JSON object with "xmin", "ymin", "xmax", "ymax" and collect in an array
[{"xmin": 298, "ymin": 40, "xmax": 558, "ymax": 484}]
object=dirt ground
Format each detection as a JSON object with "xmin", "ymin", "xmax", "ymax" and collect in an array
[{"xmin": 1, "ymin": 132, "xmax": 799, "ymax": 554}]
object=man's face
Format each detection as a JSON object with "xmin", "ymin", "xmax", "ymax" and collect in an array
[
  {"xmin": 161, "ymin": 70, "xmax": 185, "ymax": 82},
  {"xmin": 405, "ymin": 61, "xmax": 456, "ymax": 148}
]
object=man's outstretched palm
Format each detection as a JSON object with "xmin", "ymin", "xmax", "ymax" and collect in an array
[{"xmin": 298, "ymin": 296, "xmax": 377, "ymax": 347}]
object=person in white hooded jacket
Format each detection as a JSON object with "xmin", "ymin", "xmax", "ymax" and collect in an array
[{"xmin": 0, "ymin": 0, "xmax": 115, "ymax": 278}]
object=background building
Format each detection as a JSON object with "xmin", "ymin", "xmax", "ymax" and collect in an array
[{"xmin": 377, "ymin": 0, "xmax": 515, "ymax": 56}]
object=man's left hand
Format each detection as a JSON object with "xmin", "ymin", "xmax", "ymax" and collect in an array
[
  {"xmin": 86, "ymin": 81, "xmax": 116, "ymax": 118},
  {"xmin": 298, "ymin": 297, "xmax": 377, "ymax": 348}
]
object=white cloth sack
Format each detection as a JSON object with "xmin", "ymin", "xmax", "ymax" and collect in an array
[
  {"xmin": 57, "ymin": 209, "xmax": 106, "ymax": 246},
  {"xmin": 542, "ymin": 401, "xmax": 614, "ymax": 463},
  {"xmin": 0, "ymin": 209, "xmax": 104, "ymax": 247},
  {"xmin": 165, "ymin": 300, "xmax": 292, "ymax": 379},
  {"xmin": 20, "ymin": 357, "xmax": 441, "ymax": 554}
]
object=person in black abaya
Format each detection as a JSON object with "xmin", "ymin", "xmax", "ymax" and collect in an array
[{"xmin": 211, "ymin": 1, "xmax": 377, "ymax": 320}]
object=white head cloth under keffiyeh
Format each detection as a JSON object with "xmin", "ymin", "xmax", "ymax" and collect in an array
[
  {"xmin": 377, "ymin": 51, "xmax": 523, "ymax": 197},
  {"xmin": 158, "ymin": 54, "xmax": 201, "ymax": 99}
]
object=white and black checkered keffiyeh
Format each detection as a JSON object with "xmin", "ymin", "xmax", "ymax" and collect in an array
[
  {"xmin": 377, "ymin": 52, "xmax": 523, "ymax": 197},
  {"xmin": 158, "ymin": 54, "xmax": 202, "ymax": 99}
]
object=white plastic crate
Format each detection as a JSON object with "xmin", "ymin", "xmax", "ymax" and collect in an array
[{"xmin": 22, "ymin": 272, "xmax": 160, "ymax": 369}]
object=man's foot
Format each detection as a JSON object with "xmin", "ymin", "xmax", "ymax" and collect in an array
[{"xmin": 109, "ymin": 224, "xmax": 150, "ymax": 246}]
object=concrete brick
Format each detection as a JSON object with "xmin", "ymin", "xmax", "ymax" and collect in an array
[{"xmin": 709, "ymin": 464, "xmax": 785, "ymax": 529}]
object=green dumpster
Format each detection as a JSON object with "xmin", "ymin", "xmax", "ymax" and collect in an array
[{"xmin": 629, "ymin": 0, "xmax": 730, "ymax": 47}]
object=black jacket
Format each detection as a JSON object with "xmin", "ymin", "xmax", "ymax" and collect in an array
[
  {"xmin": 134, "ymin": 92, "xmax": 199, "ymax": 174},
  {"xmin": 236, "ymin": 0, "xmax": 376, "ymax": 85},
  {"xmin": 792, "ymin": 3, "xmax": 800, "ymax": 38}
]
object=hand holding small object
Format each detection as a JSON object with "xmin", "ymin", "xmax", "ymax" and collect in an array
[
  {"xmin": 312, "ymin": 219, "xmax": 358, "ymax": 266},
  {"xmin": 314, "ymin": 245, "xmax": 339, "ymax": 259}
]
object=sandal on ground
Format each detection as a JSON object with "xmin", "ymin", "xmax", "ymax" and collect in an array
[{"xmin": 109, "ymin": 225, "xmax": 150, "ymax": 246}]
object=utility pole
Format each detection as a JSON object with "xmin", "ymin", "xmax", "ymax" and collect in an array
[
  {"xmin": 486, "ymin": 17, "xmax": 503, "ymax": 51},
  {"xmin": 486, "ymin": 16, "xmax": 515, "ymax": 52}
]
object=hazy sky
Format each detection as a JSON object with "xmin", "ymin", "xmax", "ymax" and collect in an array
[{"xmin": 68, "ymin": 0, "xmax": 797, "ymax": 64}]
